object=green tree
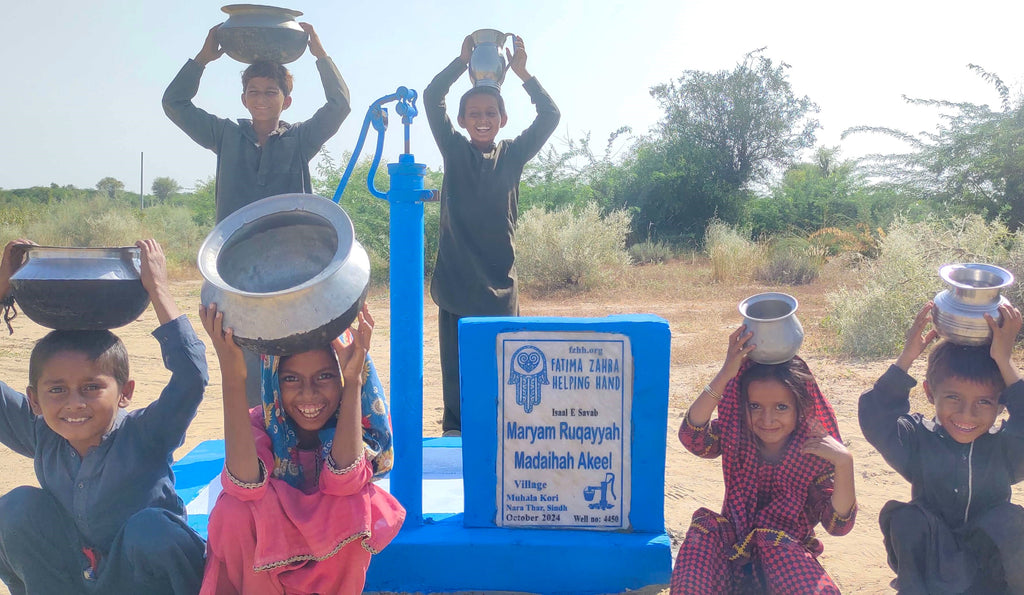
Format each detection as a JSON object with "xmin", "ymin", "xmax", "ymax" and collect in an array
[
  {"xmin": 597, "ymin": 48, "xmax": 820, "ymax": 243},
  {"xmin": 96, "ymin": 177, "xmax": 125, "ymax": 200},
  {"xmin": 176, "ymin": 177, "xmax": 216, "ymax": 227},
  {"xmin": 520, "ymin": 128, "xmax": 631, "ymax": 214},
  {"xmin": 845, "ymin": 65, "xmax": 1024, "ymax": 227},
  {"xmin": 650, "ymin": 48, "xmax": 819, "ymax": 189},
  {"xmin": 151, "ymin": 177, "xmax": 181, "ymax": 204},
  {"xmin": 312, "ymin": 148, "xmax": 444, "ymax": 284}
]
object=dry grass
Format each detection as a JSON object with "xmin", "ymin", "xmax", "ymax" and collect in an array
[{"xmin": 3, "ymin": 257, "xmax": 1023, "ymax": 595}]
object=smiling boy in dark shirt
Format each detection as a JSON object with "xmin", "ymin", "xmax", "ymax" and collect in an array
[
  {"xmin": 164, "ymin": 22, "xmax": 350, "ymax": 407},
  {"xmin": 424, "ymin": 34, "xmax": 560, "ymax": 435},
  {"xmin": 0, "ymin": 239, "xmax": 208, "ymax": 594},
  {"xmin": 859, "ymin": 301, "xmax": 1024, "ymax": 593}
]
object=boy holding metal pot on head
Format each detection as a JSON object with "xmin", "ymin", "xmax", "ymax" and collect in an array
[
  {"xmin": 424, "ymin": 33, "xmax": 560, "ymax": 436},
  {"xmin": 163, "ymin": 21, "xmax": 350, "ymax": 407},
  {"xmin": 859, "ymin": 301, "xmax": 1024, "ymax": 593},
  {"xmin": 0, "ymin": 239, "xmax": 208, "ymax": 594}
]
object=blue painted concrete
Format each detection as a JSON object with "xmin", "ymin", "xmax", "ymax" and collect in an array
[
  {"xmin": 365, "ymin": 517, "xmax": 671, "ymax": 594},
  {"xmin": 173, "ymin": 431, "xmax": 672, "ymax": 593}
]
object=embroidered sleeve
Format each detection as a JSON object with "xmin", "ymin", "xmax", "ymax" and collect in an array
[
  {"xmin": 320, "ymin": 450, "xmax": 373, "ymax": 497},
  {"xmin": 679, "ymin": 416, "xmax": 722, "ymax": 458},
  {"xmin": 221, "ymin": 459, "xmax": 269, "ymax": 501},
  {"xmin": 807, "ymin": 471, "xmax": 857, "ymax": 536},
  {"xmin": 325, "ymin": 449, "xmax": 367, "ymax": 475}
]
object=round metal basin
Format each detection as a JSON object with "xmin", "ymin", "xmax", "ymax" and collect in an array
[
  {"xmin": 198, "ymin": 193, "xmax": 370, "ymax": 355},
  {"xmin": 216, "ymin": 4, "xmax": 309, "ymax": 64},
  {"xmin": 10, "ymin": 246, "xmax": 150, "ymax": 330}
]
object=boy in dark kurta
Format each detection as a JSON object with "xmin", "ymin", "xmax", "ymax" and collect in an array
[
  {"xmin": 424, "ymin": 34, "xmax": 560, "ymax": 434},
  {"xmin": 859, "ymin": 301, "xmax": 1024, "ymax": 593},
  {"xmin": 0, "ymin": 239, "xmax": 208, "ymax": 595},
  {"xmin": 163, "ymin": 22, "xmax": 350, "ymax": 407},
  {"xmin": 163, "ymin": 22, "xmax": 350, "ymax": 222}
]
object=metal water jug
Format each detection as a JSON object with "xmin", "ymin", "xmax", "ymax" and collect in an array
[
  {"xmin": 468, "ymin": 29, "xmax": 514, "ymax": 89},
  {"xmin": 738, "ymin": 292, "xmax": 804, "ymax": 365},
  {"xmin": 933, "ymin": 263, "xmax": 1014, "ymax": 346}
]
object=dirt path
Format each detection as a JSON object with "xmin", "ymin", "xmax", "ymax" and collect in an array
[{"xmin": 1, "ymin": 261, "xmax": 1021, "ymax": 594}]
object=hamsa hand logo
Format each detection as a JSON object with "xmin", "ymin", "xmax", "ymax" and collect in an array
[{"xmin": 507, "ymin": 345, "xmax": 549, "ymax": 413}]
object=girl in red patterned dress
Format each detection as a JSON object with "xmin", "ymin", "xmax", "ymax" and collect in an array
[{"xmin": 671, "ymin": 325, "xmax": 857, "ymax": 594}]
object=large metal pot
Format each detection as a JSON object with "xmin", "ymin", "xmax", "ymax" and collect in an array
[
  {"xmin": 198, "ymin": 193, "xmax": 370, "ymax": 355},
  {"xmin": 10, "ymin": 246, "xmax": 150, "ymax": 330},
  {"xmin": 933, "ymin": 263, "xmax": 1014, "ymax": 346},
  {"xmin": 215, "ymin": 4, "xmax": 308, "ymax": 64},
  {"xmin": 738, "ymin": 292, "xmax": 804, "ymax": 364}
]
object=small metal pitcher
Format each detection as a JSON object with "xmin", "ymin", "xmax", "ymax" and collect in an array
[
  {"xmin": 933, "ymin": 263, "xmax": 1014, "ymax": 346},
  {"xmin": 468, "ymin": 29, "xmax": 514, "ymax": 89}
]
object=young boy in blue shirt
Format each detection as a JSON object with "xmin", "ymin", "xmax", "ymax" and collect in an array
[
  {"xmin": 164, "ymin": 22, "xmax": 349, "ymax": 408},
  {"xmin": 0, "ymin": 239, "xmax": 208, "ymax": 594},
  {"xmin": 424, "ymin": 34, "xmax": 560, "ymax": 435},
  {"xmin": 859, "ymin": 301, "xmax": 1024, "ymax": 593}
]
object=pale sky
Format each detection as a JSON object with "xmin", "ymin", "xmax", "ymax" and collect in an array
[{"xmin": 2, "ymin": 0, "xmax": 1021, "ymax": 193}]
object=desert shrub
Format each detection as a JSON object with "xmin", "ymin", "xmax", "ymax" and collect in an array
[
  {"xmin": 365, "ymin": 245, "xmax": 390, "ymax": 288},
  {"xmin": 754, "ymin": 237, "xmax": 825, "ymax": 285},
  {"xmin": 808, "ymin": 224, "xmax": 881, "ymax": 257},
  {"xmin": 628, "ymin": 240, "xmax": 674, "ymax": 265},
  {"xmin": 0, "ymin": 200, "xmax": 207, "ymax": 275},
  {"xmin": 22, "ymin": 198, "xmax": 142, "ymax": 247},
  {"xmin": 704, "ymin": 220, "xmax": 764, "ymax": 282},
  {"xmin": 826, "ymin": 215, "xmax": 1017, "ymax": 357},
  {"xmin": 516, "ymin": 202, "xmax": 631, "ymax": 292},
  {"xmin": 139, "ymin": 204, "xmax": 209, "ymax": 269}
]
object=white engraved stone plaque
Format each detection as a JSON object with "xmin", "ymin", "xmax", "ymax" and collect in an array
[{"xmin": 496, "ymin": 331, "xmax": 632, "ymax": 529}]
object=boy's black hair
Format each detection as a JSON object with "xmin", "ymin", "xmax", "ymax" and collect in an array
[
  {"xmin": 739, "ymin": 358, "xmax": 814, "ymax": 426},
  {"xmin": 458, "ymin": 86, "xmax": 506, "ymax": 119},
  {"xmin": 242, "ymin": 61, "xmax": 294, "ymax": 97},
  {"xmin": 28, "ymin": 330, "xmax": 129, "ymax": 389},
  {"xmin": 926, "ymin": 340, "xmax": 1006, "ymax": 392}
]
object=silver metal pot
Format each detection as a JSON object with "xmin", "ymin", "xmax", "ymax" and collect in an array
[
  {"xmin": 216, "ymin": 4, "xmax": 308, "ymax": 65},
  {"xmin": 198, "ymin": 193, "xmax": 370, "ymax": 355},
  {"xmin": 468, "ymin": 29, "xmax": 513, "ymax": 89},
  {"xmin": 933, "ymin": 263, "xmax": 1014, "ymax": 346},
  {"xmin": 10, "ymin": 246, "xmax": 150, "ymax": 330},
  {"xmin": 738, "ymin": 292, "xmax": 804, "ymax": 364}
]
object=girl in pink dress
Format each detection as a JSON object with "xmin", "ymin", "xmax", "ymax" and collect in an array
[{"xmin": 199, "ymin": 303, "xmax": 405, "ymax": 594}]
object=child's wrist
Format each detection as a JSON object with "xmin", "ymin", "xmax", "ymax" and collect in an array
[{"xmin": 893, "ymin": 352, "xmax": 916, "ymax": 372}]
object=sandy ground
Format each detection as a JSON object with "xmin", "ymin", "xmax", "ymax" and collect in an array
[{"xmin": 1, "ymin": 260, "xmax": 1022, "ymax": 594}]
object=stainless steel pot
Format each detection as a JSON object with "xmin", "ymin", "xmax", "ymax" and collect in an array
[
  {"xmin": 216, "ymin": 4, "xmax": 308, "ymax": 64},
  {"xmin": 198, "ymin": 193, "xmax": 370, "ymax": 355},
  {"xmin": 933, "ymin": 263, "xmax": 1014, "ymax": 346},
  {"xmin": 738, "ymin": 292, "xmax": 804, "ymax": 364},
  {"xmin": 10, "ymin": 246, "xmax": 150, "ymax": 330}
]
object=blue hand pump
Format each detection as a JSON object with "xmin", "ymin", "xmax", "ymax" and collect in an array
[{"xmin": 333, "ymin": 87, "xmax": 437, "ymax": 524}]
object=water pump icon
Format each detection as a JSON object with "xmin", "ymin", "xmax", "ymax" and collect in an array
[{"xmin": 583, "ymin": 472, "xmax": 616, "ymax": 510}]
